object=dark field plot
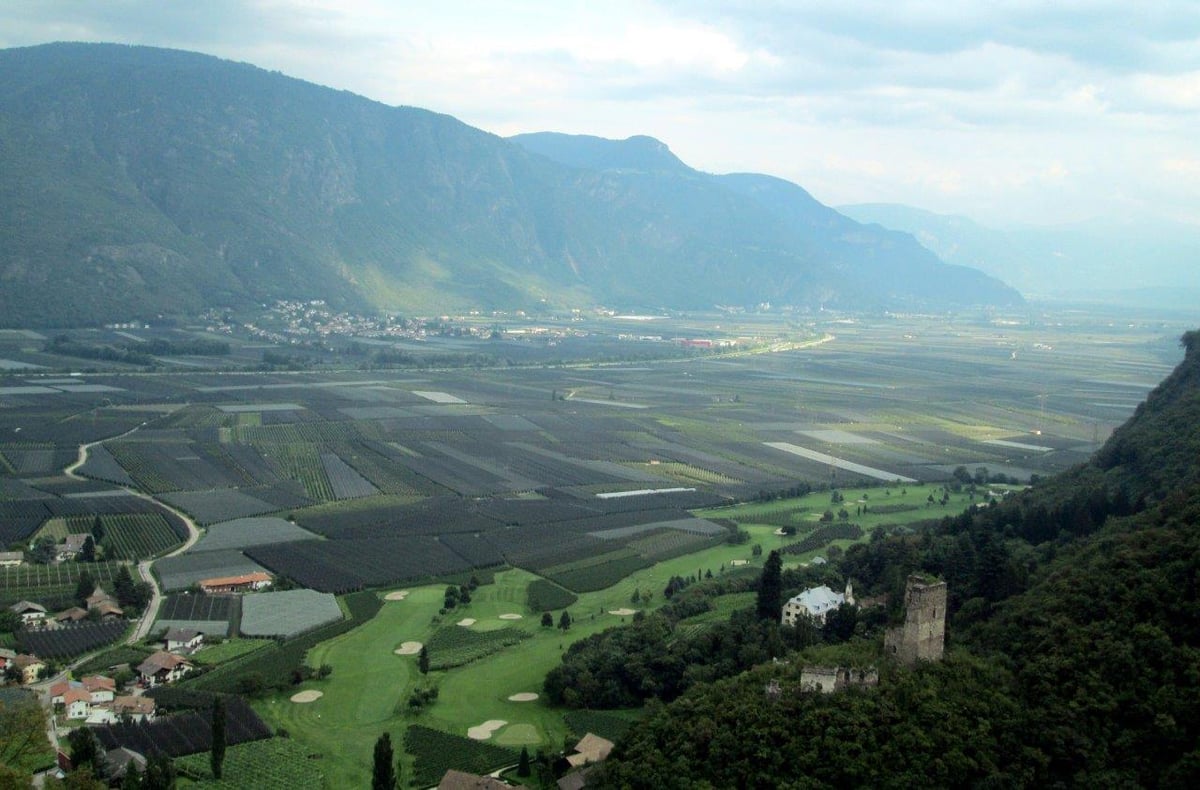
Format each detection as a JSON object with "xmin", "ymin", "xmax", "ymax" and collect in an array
[
  {"xmin": 1, "ymin": 560, "xmax": 126, "ymax": 610},
  {"xmin": 75, "ymin": 443, "xmax": 135, "ymax": 485},
  {"xmin": 94, "ymin": 695, "xmax": 272, "ymax": 758},
  {"xmin": 154, "ymin": 593, "xmax": 239, "ymax": 636},
  {"xmin": 156, "ymin": 550, "xmax": 271, "ymax": 592},
  {"xmin": 245, "ymin": 536, "xmax": 478, "ymax": 592},
  {"xmin": 190, "ymin": 516, "xmax": 319, "ymax": 553},
  {"xmin": 17, "ymin": 619, "xmax": 127, "ymax": 659},
  {"xmin": 160, "ymin": 488, "xmax": 279, "ymax": 525},
  {"xmin": 291, "ymin": 495, "xmax": 493, "ymax": 539}
]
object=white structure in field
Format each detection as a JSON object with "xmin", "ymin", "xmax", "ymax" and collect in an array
[{"xmin": 781, "ymin": 581, "xmax": 855, "ymax": 626}]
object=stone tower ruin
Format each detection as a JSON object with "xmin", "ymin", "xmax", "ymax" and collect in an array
[{"xmin": 884, "ymin": 575, "xmax": 947, "ymax": 666}]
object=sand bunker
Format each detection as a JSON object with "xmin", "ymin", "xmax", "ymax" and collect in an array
[
  {"xmin": 384, "ymin": 590, "xmax": 410, "ymax": 601},
  {"xmin": 498, "ymin": 613, "xmax": 523, "ymax": 620},
  {"xmin": 394, "ymin": 641, "xmax": 423, "ymax": 655},
  {"xmin": 773, "ymin": 528, "xmax": 788, "ymax": 536},
  {"xmin": 290, "ymin": 690, "xmax": 323, "ymax": 703},
  {"xmin": 729, "ymin": 559, "xmax": 749, "ymax": 566},
  {"xmin": 608, "ymin": 608, "xmax": 638, "ymax": 616},
  {"xmin": 467, "ymin": 720, "xmax": 507, "ymax": 740},
  {"xmin": 507, "ymin": 692, "xmax": 539, "ymax": 702},
  {"xmin": 457, "ymin": 618, "xmax": 476, "ymax": 627}
]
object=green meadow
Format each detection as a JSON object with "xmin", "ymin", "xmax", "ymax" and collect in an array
[{"xmin": 251, "ymin": 484, "xmax": 964, "ymax": 786}]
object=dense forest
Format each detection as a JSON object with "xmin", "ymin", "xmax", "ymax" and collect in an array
[{"xmin": 571, "ymin": 331, "xmax": 1200, "ymax": 788}]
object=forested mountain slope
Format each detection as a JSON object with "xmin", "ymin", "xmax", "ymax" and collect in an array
[
  {"xmin": 589, "ymin": 332, "xmax": 1200, "ymax": 788},
  {"xmin": 0, "ymin": 43, "xmax": 1020, "ymax": 326}
]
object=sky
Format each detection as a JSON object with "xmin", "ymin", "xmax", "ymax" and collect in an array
[{"xmin": 3, "ymin": 0, "xmax": 1199, "ymax": 228}]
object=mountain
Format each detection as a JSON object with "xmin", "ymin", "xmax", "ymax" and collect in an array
[
  {"xmin": 0, "ymin": 44, "xmax": 1020, "ymax": 327},
  {"xmin": 839, "ymin": 202, "xmax": 1200, "ymax": 306},
  {"xmin": 588, "ymin": 330, "xmax": 1200, "ymax": 787}
]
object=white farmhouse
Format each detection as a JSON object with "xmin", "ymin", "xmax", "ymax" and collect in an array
[{"xmin": 782, "ymin": 581, "xmax": 854, "ymax": 626}]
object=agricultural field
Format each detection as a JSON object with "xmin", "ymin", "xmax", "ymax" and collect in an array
[
  {"xmin": 0, "ymin": 309, "xmax": 1190, "ymax": 786},
  {"xmin": 0, "ymin": 560, "xmax": 126, "ymax": 610},
  {"xmin": 175, "ymin": 736, "xmax": 325, "ymax": 789},
  {"xmin": 153, "ymin": 593, "xmax": 239, "ymax": 636},
  {"xmin": 239, "ymin": 589, "xmax": 343, "ymax": 638}
]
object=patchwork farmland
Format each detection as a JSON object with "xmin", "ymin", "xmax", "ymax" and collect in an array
[{"xmin": 0, "ymin": 309, "xmax": 1187, "ymax": 786}]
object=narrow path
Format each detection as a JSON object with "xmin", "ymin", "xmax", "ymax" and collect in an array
[{"xmin": 63, "ymin": 423, "xmax": 202, "ymax": 644}]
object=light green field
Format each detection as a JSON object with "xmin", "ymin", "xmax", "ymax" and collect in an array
[{"xmin": 253, "ymin": 484, "xmax": 967, "ymax": 787}]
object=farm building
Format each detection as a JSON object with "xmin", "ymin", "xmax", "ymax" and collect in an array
[
  {"xmin": 56, "ymin": 533, "xmax": 90, "ymax": 562},
  {"xmin": 781, "ymin": 581, "xmax": 854, "ymax": 626},
  {"xmin": 437, "ymin": 769, "xmax": 511, "ymax": 789},
  {"xmin": 55, "ymin": 607, "xmax": 89, "ymax": 624},
  {"xmin": 565, "ymin": 733, "xmax": 615, "ymax": 768},
  {"xmin": 85, "ymin": 586, "xmax": 125, "ymax": 619},
  {"xmin": 63, "ymin": 687, "xmax": 92, "ymax": 720},
  {"xmin": 136, "ymin": 651, "xmax": 193, "ymax": 686},
  {"xmin": 199, "ymin": 571, "xmax": 272, "ymax": 594},
  {"xmin": 87, "ymin": 695, "xmax": 156, "ymax": 724},
  {"xmin": 0, "ymin": 551, "xmax": 22, "ymax": 567},
  {"xmin": 11, "ymin": 653, "xmax": 46, "ymax": 684},
  {"xmin": 8, "ymin": 600, "xmax": 47, "ymax": 626},
  {"xmin": 163, "ymin": 627, "xmax": 203, "ymax": 653}
]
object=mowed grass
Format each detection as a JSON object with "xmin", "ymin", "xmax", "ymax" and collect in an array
[{"xmin": 250, "ymin": 485, "xmax": 974, "ymax": 788}]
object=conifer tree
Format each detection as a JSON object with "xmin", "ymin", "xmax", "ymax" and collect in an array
[
  {"xmin": 756, "ymin": 550, "xmax": 783, "ymax": 621},
  {"xmin": 211, "ymin": 696, "xmax": 226, "ymax": 780},
  {"xmin": 372, "ymin": 732, "xmax": 397, "ymax": 790}
]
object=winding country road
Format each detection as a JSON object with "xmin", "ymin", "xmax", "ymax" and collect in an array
[{"xmin": 63, "ymin": 424, "xmax": 202, "ymax": 644}]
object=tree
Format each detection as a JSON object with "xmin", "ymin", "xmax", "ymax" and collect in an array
[
  {"xmin": 756, "ymin": 550, "xmax": 783, "ymax": 621},
  {"xmin": 558, "ymin": 611, "xmax": 572, "ymax": 631},
  {"xmin": 29, "ymin": 535, "xmax": 56, "ymax": 564},
  {"xmin": 68, "ymin": 727, "xmax": 108, "ymax": 781},
  {"xmin": 142, "ymin": 753, "xmax": 175, "ymax": 790},
  {"xmin": 79, "ymin": 535, "xmax": 96, "ymax": 562},
  {"xmin": 210, "ymin": 696, "xmax": 226, "ymax": 780},
  {"xmin": 418, "ymin": 646, "xmax": 429, "ymax": 675},
  {"xmin": 75, "ymin": 570, "xmax": 95, "ymax": 607},
  {"xmin": 113, "ymin": 564, "xmax": 136, "ymax": 607},
  {"xmin": 372, "ymin": 732, "xmax": 397, "ymax": 790},
  {"xmin": 90, "ymin": 515, "xmax": 105, "ymax": 544},
  {"xmin": 1, "ymin": 697, "xmax": 49, "ymax": 772},
  {"xmin": 518, "ymin": 746, "xmax": 531, "ymax": 777},
  {"xmin": 541, "ymin": 612, "xmax": 553, "ymax": 628}
]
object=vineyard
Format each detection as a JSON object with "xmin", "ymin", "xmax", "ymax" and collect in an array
[
  {"xmin": 75, "ymin": 645, "xmax": 152, "ymax": 676},
  {"xmin": 424, "ymin": 626, "xmax": 529, "ymax": 670},
  {"xmin": 780, "ymin": 523, "xmax": 866, "ymax": 555},
  {"xmin": 405, "ymin": 725, "xmax": 517, "ymax": 787},
  {"xmin": 154, "ymin": 593, "xmax": 239, "ymax": 635},
  {"xmin": 18, "ymin": 619, "xmax": 128, "ymax": 659},
  {"xmin": 525, "ymin": 579, "xmax": 578, "ymax": 612},
  {"xmin": 175, "ymin": 736, "xmax": 324, "ymax": 789},
  {"xmin": 0, "ymin": 560, "xmax": 126, "ymax": 609},
  {"xmin": 99, "ymin": 513, "xmax": 184, "ymax": 560},
  {"xmin": 93, "ymin": 694, "xmax": 272, "ymax": 757}
]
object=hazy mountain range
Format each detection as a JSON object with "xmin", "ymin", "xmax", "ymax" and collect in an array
[
  {"xmin": 0, "ymin": 43, "xmax": 1020, "ymax": 327},
  {"xmin": 839, "ymin": 203, "xmax": 1200, "ymax": 307}
]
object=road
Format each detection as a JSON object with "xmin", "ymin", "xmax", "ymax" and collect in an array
[{"xmin": 63, "ymin": 424, "xmax": 202, "ymax": 644}]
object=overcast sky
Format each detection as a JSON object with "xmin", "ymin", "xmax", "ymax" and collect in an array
[{"xmin": 3, "ymin": 1, "xmax": 1199, "ymax": 227}]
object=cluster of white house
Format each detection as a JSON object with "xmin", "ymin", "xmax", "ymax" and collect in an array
[{"xmin": 49, "ymin": 675, "xmax": 156, "ymax": 725}]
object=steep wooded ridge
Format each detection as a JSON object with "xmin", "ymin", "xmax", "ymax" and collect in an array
[
  {"xmin": 588, "ymin": 333, "xmax": 1200, "ymax": 788},
  {"xmin": 0, "ymin": 43, "xmax": 1020, "ymax": 327}
]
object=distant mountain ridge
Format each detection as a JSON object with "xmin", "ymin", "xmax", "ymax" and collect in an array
[
  {"xmin": 839, "ymin": 202, "xmax": 1200, "ymax": 305},
  {"xmin": 0, "ymin": 43, "xmax": 1020, "ymax": 326}
]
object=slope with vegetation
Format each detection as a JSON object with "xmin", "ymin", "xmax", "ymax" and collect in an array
[{"xmin": 0, "ymin": 43, "xmax": 1019, "ymax": 327}]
